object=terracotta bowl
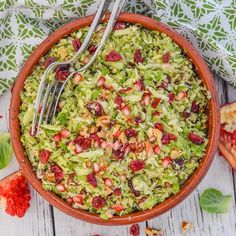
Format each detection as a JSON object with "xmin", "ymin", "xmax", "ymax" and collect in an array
[{"xmin": 9, "ymin": 13, "xmax": 220, "ymax": 225}]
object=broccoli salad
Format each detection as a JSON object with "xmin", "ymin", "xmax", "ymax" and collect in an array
[{"xmin": 19, "ymin": 22, "xmax": 210, "ymax": 219}]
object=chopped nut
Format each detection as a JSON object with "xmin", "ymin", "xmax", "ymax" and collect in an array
[
  {"xmin": 57, "ymin": 47, "xmax": 68, "ymax": 59},
  {"xmin": 118, "ymin": 131, "xmax": 128, "ymax": 143},
  {"xmin": 153, "ymin": 128, "xmax": 163, "ymax": 146},
  {"xmin": 181, "ymin": 221, "xmax": 193, "ymax": 234},
  {"xmin": 145, "ymin": 227, "xmax": 163, "ymax": 236}
]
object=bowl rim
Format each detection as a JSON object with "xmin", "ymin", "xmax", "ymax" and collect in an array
[{"xmin": 9, "ymin": 13, "xmax": 220, "ymax": 225}]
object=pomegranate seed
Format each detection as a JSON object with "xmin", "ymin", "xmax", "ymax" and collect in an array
[
  {"xmin": 162, "ymin": 156, "xmax": 172, "ymax": 168},
  {"xmin": 134, "ymin": 116, "xmax": 143, "ymax": 124},
  {"xmin": 72, "ymin": 194, "xmax": 84, "ymax": 204},
  {"xmin": 51, "ymin": 164, "xmax": 64, "ymax": 181},
  {"xmin": 56, "ymin": 183, "xmax": 65, "ymax": 192},
  {"xmin": 39, "ymin": 150, "xmax": 51, "ymax": 164},
  {"xmin": 100, "ymin": 141, "xmax": 108, "ymax": 149},
  {"xmin": 113, "ymin": 188, "xmax": 122, "ymax": 196},
  {"xmin": 119, "ymin": 87, "xmax": 132, "ymax": 94},
  {"xmin": 134, "ymin": 49, "xmax": 144, "ymax": 63},
  {"xmin": 113, "ymin": 22, "xmax": 126, "ymax": 30},
  {"xmin": 130, "ymin": 224, "xmax": 140, "ymax": 236},
  {"xmin": 75, "ymin": 144, "xmax": 83, "ymax": 153},
  {"xmin": 92, "ymin": 196, "xmax": 106, "ymax": 209},
  {"xmin": 122, "ymin": 105, "xmax": 131, "ymax": 116},
  {"xmin": 168, "ymin": 92, "xmax": 175, "ymax": 103},
  {"xmin": 74, "ymin": 136, "xmax": 91, "ymax": 150},
  {"xmin": 115, "ymin": 95, "xmax": 124, "ymax": 109},
  {"xmin": 93, "ymin": 163, "xmax": 100, "ymax": 173},
  {"xmin": 183, "ymin": 111, "xmax": 190, "ymax": 118},
  {"xmin": 97, "ymin": 76, "xmax": 106, "ymax": 87},
  {"xmin": 55, "ymin": 70, "xmax": 70, "ymax": 81},
  {"xmin": 60, "ymin": 129, "xmax": 70, "ymax": 138},
  {"xmin": 43, "ymin": 57, "xmax": 56, "ymax": 68},
  {"xmin": 104, "ymin": 178, "xmax": 113, "ymax": 187},
  {"xmin": 87, "ymin": 172, "xmax": 97, "ymax": 187},
  {"xmin": 86, "ymin": 101, "xmax": 104, "ymax": 116},
  {"xmin": 124, "ymin": 144, "xmax": 131, "ymax": 155},
  {"xmin": 112, "ymin": 204, "xmax": 124, "ymax": 212},
  {"xmin": 134, "ymin": 79, "xmax": 144, "ymax": 91},
  {"xmin": 53, "ymin": 134, "xmax": 61, "ymax": 142},
  {"xmin": 191, "ymin": 101, "xmax": 200, "ymax": 113},
  {"xmin": 113, "ymin": 129, "xmax": 122, "ymax": 138},
  {"xmin": 176, "ymin": 91, "xmax": 187, "ymax": 101},
  {"xmin": 105, "ymin": 50, "xmax": 122, "ymax": 62},
  {"xmin": 163, "ymin": 52, "xmax": 171, "ymax": 63},
  {"xmin": 153, "ymin": 145, "xmax": 160, "ymax": 154},
  {"xmin": 72, "ymin": 39, "xmax": 81, "ymax": 51},
  {"xmin": 141, "ymin": 93, "xmax": 151, "ymax": 106},
  {"xmin": 55, "ymin": 64, "xmax": 70, "ymax": 73},
  {"xmin": 88, "ymin": 45, "xmax": 97, "ymax": 55},
  {"xmin": 113, "ymin": 149, "xmax": 125, "ymax": 160},
  {"xmin": 154, "ymin": 123, "xmax": 164, "ymax": 132},
  {"xmin": 130, "ymin": 160, "xmax": 145, "ymax": 172},
  {"xmin": 153, "ymin": 111, "xmax": 160, "ymax": 116},
  {"xmin": 188, "ymin": 132, "xmax": 204, "ymax": 145},
  {"xmin": 125, "ymin": 128, "xmax": 137, "ymax": 138},
  {"xmin": 113, "ymin": 140, "xmax": 122, "ymax": 150},
  {"xmin": 162, "ymin": 133, "xmax": 177, "ymax": 145},
  {"xmin": 151, "ymin": 98, "xmax": 161, "ymax": 108},
  {"xmin": 73, "ymin": 73, "xmax": 83, "ymax": 85}
]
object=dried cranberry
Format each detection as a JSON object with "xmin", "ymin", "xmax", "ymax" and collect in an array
[
  {"xmin": 92, "ymin": 196, "xmax": 106, "ymax": 209},
  {"xmin": 134, "ymin": 116, "xmax": 143, "ymax": 124},
  {"xmin": 168, "ymin": 92, "xmax": 175, "ymax": 103},
  {"xmin": 134, "ymin": 49, "xmax": 144, "ymax": 63},
  {"xmin": 125, "ymin": 128, "xmax": 137, "ymax": 138},
  {"xmin": 88, "ymin": 45, "xmax": 97, "ymax": 55},
  {"xmin": 87, "ymin": 172, "xmax": 97, "ymax": 187},
  {"xmin": 105, "ymin": 50, "xmax": 122, "ymax": 62},
  {"xmin": 154, "ymin": 123, "xmax": 164, "ymax": 132},
  {"xmin": 72, "ymin": 39, "xmax": 81, "ymax": 51},
  {"xmin": 86, "ymin": 101, "xmax": 104, "ymax": 116},
  {"xmin": 183, "ymin": 111, "xmax": 190, "ymax": 118},
  {"xmin": 130, "ymin": 224, "xmax": 140, "ymax": 236},
  {"xmin": 112, "ymin": 149, "xmax": 125, "ymax": 160},
  {"xmin": 114, "ymin": 95, "xmax": 124, "ymax": 109},
  {"xmin": 191, "ymin": 101, "xmax": 200, "ymax": 113},
  {"xmin": 162, "ymin": 133, "xmax": 177, "ymax": 145},
  {"xmin": 130, "ymin": 160, "xmax": 145, "ymax": 172},
  {"xmin": 113, "ymin": 22, "xmax": 126, "ymax": 30},
  {"xmin": 128, "ymin": 179, "xmax": 140, "ymax": 197},
  {"xmin": 55, "ymin": 70, "xmax": 70, "ymax": 81},
  {"xmin": 188, "ymin": 132, "xmax": 204, "ymax": 145},
  {"xmin": 163, "ymin": 52, "xmax": 171, "ymax": 63},
  {"xmin": 113, "ymin": 188, "xmax": 122, "ymax": 196},
  {"xmin": 43, "ymin": 57, "xmax": 56, "ymax": 68},
  {"xmin": 151, "ymin": 98, "xmax": 161, "ymax": 108},
  {"xmin": 39, "ymin": 150, "xmax": 51, "ymax": 164},
  {"xmin": 51, "ymin": 164, "xmax": 64, "ymax": 181}
]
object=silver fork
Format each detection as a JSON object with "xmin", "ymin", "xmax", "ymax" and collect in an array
[{"xmin": 31, "ymin": 0, "xmax": 127, "ymax": 136}]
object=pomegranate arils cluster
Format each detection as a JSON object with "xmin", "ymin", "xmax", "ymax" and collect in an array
[{"xmin": 0, "ymin": 173, "xmax": 31, "ymax": 218}]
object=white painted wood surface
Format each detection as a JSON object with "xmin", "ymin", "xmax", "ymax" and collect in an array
[{"xmin": 0, "ymin": 75, "xmax": 236, "ymax": 236}]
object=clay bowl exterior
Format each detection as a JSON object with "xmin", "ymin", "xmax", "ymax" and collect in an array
[{"xmin": 10, "ymin": 13, "xmax": 220, "ymax": 225}]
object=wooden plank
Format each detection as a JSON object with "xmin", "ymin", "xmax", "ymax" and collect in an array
[{"xmin": 0, "ymin": 91, "xmax": 54, "ymax": 236}]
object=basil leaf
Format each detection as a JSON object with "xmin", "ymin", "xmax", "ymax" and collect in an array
[
  {"xmin": 200, "ymin": 188, "xmax": 232, "ymax": 214},
  {"xmin": 0, "ymin": 133, "xmax": 13, "ymax": 169}
]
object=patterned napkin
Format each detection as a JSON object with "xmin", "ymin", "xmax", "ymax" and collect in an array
[{"xmin": 0, "ymin": 0, "xmax": 235, "ymax": 96}]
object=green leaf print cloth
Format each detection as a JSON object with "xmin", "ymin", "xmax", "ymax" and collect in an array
[{"xmin": 0, "ymin": 0, "xmax": 235, "ymax": 96}]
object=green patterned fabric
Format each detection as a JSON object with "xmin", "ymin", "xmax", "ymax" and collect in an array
[{"xmin": 0, "ymin": 0, "xmax": 235, "ymax": 95}]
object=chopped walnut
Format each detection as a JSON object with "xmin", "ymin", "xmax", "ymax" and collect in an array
[
  {"xmin": 181, "ymin": 221, "xmax": 193, "ymax": 234},
  {"xmin": 145, "ymin": 227, "xmax": 163, "ymax": 236}
]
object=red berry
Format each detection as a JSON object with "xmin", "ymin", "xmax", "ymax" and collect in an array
[
  {"xmin": 72, "ymin": 39, "xmax": 81, "ymax": 51},
  {"xmin": 188, "ymin": 132, "xmax": 204, "ymax": 145},
  {"xmin": 154, "ymin": 123, "xmax": 164, "ymax": 132},
  {"xmin": 162, "ymin": 133, "xmax": 177, "ymax": 145},
  {"xmin": 183, "ymin": 111, "xmax": 190, "ymax": 118},
  {"xmin": 43, "ymin": 57, "xmax": 56, "ymax": 68},
  {"xmin": 163, "ymin": 52, "xmax": 171, "ymax": 63},
  {"xmin": 125, "ymin": 128, "xmax": 137, "ymax": 138},
  {"xmin": 134, "ymin": 49, "xmax": 144, "ymax": 63},
  {"xmin": 51, "ymin": 164, "xmax": 64, "ymax": 181},
  {"xmin": 53, "ymin": 133, "xmax": 61, "ymax": 142},
  {"xmin": 86, "ymin": 101, "xmax": 104, "ymax": 116},
  {"xmin": 114, "ymin": 95, "xmax": 124, "ymax": 109},
  {"xmin": 55, "ymin": 70, "xmax": 70, "ymax": 81},
  {"xmin": 168, "ymin": 92, "xmax": 175, "ymax": 103},
  {"xmin": 92, "ymin": 196, "xmax": 106, "ymax": 209},
  {"xmin": 130, "ymin": 160, "xmax": 145, "ymax": 172},
  {"xmin": 87, "ymin": 172, "xmax": 97, "ymax": 187},
  {"xmin": 151, "ymin": 98, "xmax": 161, "ymax": 108},
  {"xmin": 74, "ymin": 136, "xmax": 91, "ymax": 150},
  {"xmin": 162, "ymin": 156, "xmax": 172, "ymax": 168},
  {"xmin": 113, "ymin": 22, "xmax": 126, "ymax": 30},
  {"xmin": 130, "ymin": 224, "xmax": 140, "ymax": 236},
  {"xmin": 39, "ymin": 150, "xmax": 51, "ymax": 164},
  {"xmin": 113, "ymin": 188, "xmax": 122, "ymax": 196},
  {"xmin": 113, "ymin": 149, "xmax": 125, "ymax": 160},
  {"xmin": 191, "ymin": 101, "xmax": 200, "ymax": 113},
  {"xmin": 105, "ymin": 50, "xmax": 122, "ymax": 62}
]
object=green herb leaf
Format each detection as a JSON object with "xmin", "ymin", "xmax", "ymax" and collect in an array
[
  {"xmin": 0, "ymin": 133, "xmax": 13, "ymax": 169},
  {"xmin": 200, "ymin": 188, "xmax": 232, "ymax": 214}
]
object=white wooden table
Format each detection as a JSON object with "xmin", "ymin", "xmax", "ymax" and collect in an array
[{"xmin": 0, "ymin": 74, "xmax": 236, "ymax": 236}]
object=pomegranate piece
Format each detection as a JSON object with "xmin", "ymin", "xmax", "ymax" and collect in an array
[
  {"xmin": 56, "ymin": 183, "xmax": 65, "ymax": 192},
  {"xmin": 134, "ymin": 116, "xmax": 143, "ymax": 124},
  {"xmin": 141, "ymin": 93, "xmax": 151, "ymax": 106},
  {"xmin": 125, "ymin": 128, "xmax": 137, "ymax": 138},
  {"xmin": 188, "ymin": 132, "xmax": 204, "ymax": 145},
  {"xmin": 51, "ymin": 164, "xmax": 64, "ymax": 181},
  {"xmin": 168, "ymin": 92, "xmax": 175, "ymax": 103},
  {"xmin": 134, "ymin": 79, "xmax": 145, "ymax": 91},
  {"xmin": 122, "ymin": 105, "xmax": 131, "ymax": 116},
  {"xmin": 86, "ymin": 101, "xmax": 104, "ymax": 116},
  {"xmin": 92, "ymin": 196, "xmax": 106, "ymax": 209},
  {"xmin": 0, "ymin": 172, "xmax": 31, "ymax": 218},
  {"xmin": 72, "ymin": 39, "xmax": 81, "ymax": 51},
  {"xmin": 112, "ymin": 149, "xmax": 125, "ymax": 160},
  {"xmin": 162, "ymin": 156, "xmax": 172, "ymax": 168},
  {"xmin": 60, "ymin": 129, "xmax": 70, "ymax": 138},
  {"xmin": 114, "ymin": 95, "xmax": 124, "ymax": 109},
  {"xmin": 105, "ymin": 50, "xmax": 122, "ymax": 62},
  {"xmin": 113, "ymin": 22, "xmax": 126, "ymax": 30},
  {"xmin": 128, "ymin": 179, "xmax": 140, "ymax": 197},
  {"xmin": 130, "ymin": 224, "xmax": 140, "ymax": 236},
  {"xmin": 104, "ymin": 178, "xmax": 113, "ymax": 187},
  {"xmin": 151, "ymin": 98, "xmax": 161, "ymax": 108},
  {"xmin": 176, "ymin": 91, "xmax": 187, "ymax": 101},
  {"xmin": 119, "ymin": 87, "xmax": 132, "ymax": 94},
  {"xmin": 161, "ymin": 133, "xmax": 177, "ymax": 145},
  {"xmin": 163, "ymin": 52, "xmax": 171, "ymax": 63},
  {"xmin": 72, "ymin": 194, "xmax": 84, "ymax": 204},
  {"xmin": 112, "ymin": 204, "xmax": 124, "ymax": 212},
  {"xmin": 154, "ymin": 123, "xmax": 164, "ymax": 132},
  {"xmin": 153, "ymin": 111, "xmax": 160, "ymax": 117},
  {"xmin": 73, "ymin": 73, "xmax": 83, "ymax": 85},
  {"xmin": 43, "ymin": 57, "xmax": 56, "ymax": 68},
  {"xmin": 97, "ymin": 76, "xmax": 106, "ymax": 87},
  {"xmin": 87, "ymin": 172, "xmax": 97, "ymax": 187},
  {"xmin": 113, "ymin": 188, "xmax": 122, "ymax": 196},
  {"xmin": 88, "ymin": 45, "xmax": 97, "ymax": 55},
  {"xmin": 134, "ymin": 49, "xmax": 144, "ymax": 63},
  {"xmin": 130, "ymin": 160, "xmax": 145, "ymax": 172},
  {"xmin": 191, "ymin": 101, "xmax": 200, "ymax": 113},
  {"xmin": 153, "ymin": 145, "xmax": 160, "ymax": 154},
  {"xmin": 74, "ymin": 136, "xmax": 91, "ymax": 150},
  {"xmin": 53, "ymin": 133, "xmax": 61, "ymax": 142},
  {"xmin": 183, "ymin": 111, "xmax": 190, "ymax": 118},
  {"xmin": 39, "ymin": 150, "xmax": 51, "ymax": 164},
  {"xmin": 55, "ymin": 70, "xmax": 70, "ymax": 81}
]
